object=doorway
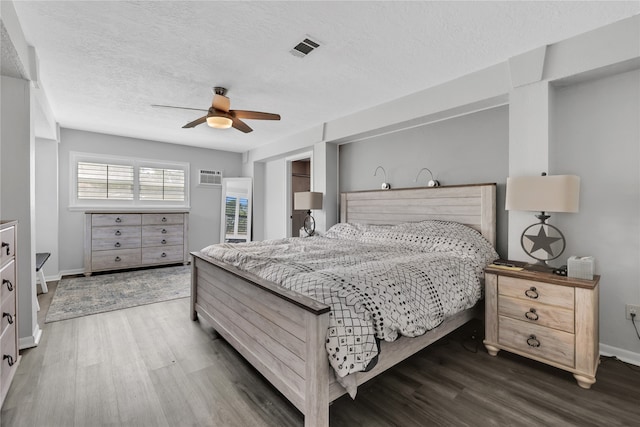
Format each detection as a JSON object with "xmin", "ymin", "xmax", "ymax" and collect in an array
[{"xmin": 290, "ymin": 159, "xmax": 311, "ymax": 237}]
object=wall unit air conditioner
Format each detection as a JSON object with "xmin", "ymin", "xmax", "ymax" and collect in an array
[{"xmin": 198, "ymin": 169, "xmax": 223, "ymax": 187}]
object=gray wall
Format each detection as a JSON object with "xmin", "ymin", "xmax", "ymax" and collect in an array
[
  {"xmin": 58, "ymin": 128, "xmax": 243, "ymax": 273},
  {"xmin": 551, "ymin": 69, "xmax": 640, "ymax": 355},
  {"xmin": 339, "ymin": 105, "xmax": 509, "ymax": 257}
]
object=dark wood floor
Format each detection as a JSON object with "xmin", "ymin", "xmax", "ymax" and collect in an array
[{"xmin": 2, "ymin": 280, "xmax": 639, "ymax": 426}]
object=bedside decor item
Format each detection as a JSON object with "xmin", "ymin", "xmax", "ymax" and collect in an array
[
  {"xmin": 414, "ymin": 167, "xmax": 440, "ymax": 187},
  {"xmin": 374, "ymin": 166, "xmax": 391, "ymax": 189},
  {"xmin": 505, "ymin": 173, "xmax": 580, "ymax": 266},
  {"xmin": 294, "ymin": 191, "xmax": 323, "ymax": 236},
  {"xmin": 567, "ymin": 256, "xmax": 595, "ymax": 280}
]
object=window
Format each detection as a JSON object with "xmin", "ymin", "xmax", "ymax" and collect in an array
[
  {"xmin": 139, "ymin": 167, "xmax": 185, "ymax": 201},
  {"xmin": 70, "ymin": 152, "xmax": 189, "ymax": 209},
  {"xmin": 77, "ymin": 162, "xmax": 134, "ymax": 200}
]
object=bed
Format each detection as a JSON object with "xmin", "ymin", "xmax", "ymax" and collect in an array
[{"xmin": 190, "ymin": 183, "xmax": 496, "ymax": 427}]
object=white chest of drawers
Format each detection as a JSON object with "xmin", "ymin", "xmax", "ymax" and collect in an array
[
  {"xmin": 84, "ymin": 212, "xmax": 189, "ymax": 276},
  {"xmin": 0, "ymin": 220, "xmax": 19, "ymax": 407},
  {"xmin": 483, "ymin": 266, "xmax": 600, "ymax": 389}
]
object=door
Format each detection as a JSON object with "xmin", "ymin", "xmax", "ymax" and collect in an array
[{"xmin": 291, "ymin": 159, "xmax": 310, "ymax": 237}]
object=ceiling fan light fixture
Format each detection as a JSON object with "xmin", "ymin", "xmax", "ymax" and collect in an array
[{"xmin": 206, "ymin": 116, "xmax": 233, "ymax": 129}]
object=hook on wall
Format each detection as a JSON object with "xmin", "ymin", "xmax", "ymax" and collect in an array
[
  {"xmin": 374, "ymin": 166, "xmax": 391, "ymax": 190},
  {"xmin": 415, "ymin": 168, "xmax": 440, "ymax": 187}
]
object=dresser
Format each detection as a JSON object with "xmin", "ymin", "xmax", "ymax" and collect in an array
[
  {"xmin": 0, "ymin": 221, "xmax": 19, "ymax": 407},
  {"xmin": 483, "ymin": 266, "xmax": 600, "ymax": 389},
  {"xmin": 84, "ymin": 212, "xmax": 189, "ymax": 276}
]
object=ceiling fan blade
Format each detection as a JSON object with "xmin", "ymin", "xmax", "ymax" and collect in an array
[
  {"xmin": 231, "ymin": 117, "xmax": 253, "ymax": 133},
  {"xmin": 151, "ymin": 104, "xmax": 208, "ymax": 112},
  {"xmin": 182, "ymin": 116, "xmax": 208, "ymax": 128},
  {"xmin": 231, "ymin": 110, "xmax": 281, "ymax": 121}
]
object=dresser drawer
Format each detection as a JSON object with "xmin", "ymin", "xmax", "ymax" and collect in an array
[
  {"xmin": 142, "ymin": 213, "xmax": 184, "ymax": 225},
  {"xmin": 499, "ymin": 276, "xmax": 574, "ymax": 310},
  {"xmin": 0, "ymin": 293, "xmax": 16, "ymax": 337},
  {"xmin": 0, "ymin": 226, "xmax": 15, "ymax": 266},
  {"xmin": 92, "ymin": 226, "xmax": 142, "ymax": 251},
  {"xmin": 0, "ymin": 260, "xmax": 16, "ymax": 306},
  {"xmin": 92, "ymin": 214, "xmax": 142, "ymax": 227},
  {"xmin": 1, "ymin": 322, "xmax": 18, "ymax": 396},
  {"xmin": 499, "ymin": 315, "xmax": 575, "ymax": 367},
  {"xmin": 141, "ymin": 225, "xmax": 184, "ymax": 247},
  {"xmin": 498, "ymin": 295, "xmax": 574, "ymax": 333},
  {"xmin": 142, "ymin": 245, "xmax": 184, "ymax": 265},
  {"xmin": 91, "ymin": 248, "xmax": 141, "ymax": 271}
]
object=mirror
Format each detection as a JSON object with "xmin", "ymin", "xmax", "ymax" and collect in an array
[{"xmin": 220, "ymin": 177, "xmax": 252, "ymax": 243}]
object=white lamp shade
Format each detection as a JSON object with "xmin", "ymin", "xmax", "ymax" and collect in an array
[
  {"xmin": 505, "ymin": 175, "xmax": 580, "ymax": 213},
  {"xmin": 207, "ymin": 116, "xmax": 233, "ymax": 129},
  {"xmin": 294, "ymin": 192, "xmax": 323, "ymax": 210}
]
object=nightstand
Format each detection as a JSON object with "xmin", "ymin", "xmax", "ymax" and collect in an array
[{"xmin": 483, "ymin": 266, "xmax": 600, "ymax": 389}]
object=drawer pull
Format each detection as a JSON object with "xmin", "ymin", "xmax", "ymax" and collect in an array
[
  {"xmin": 3, "ymin": 355, "xmax": 14, "ymax": 367},
  {"xmin": 161, "ymin": 239, "xmax": 167, "ymax": 245},
  {"xmin": 3, "ymin": 279, "xmax": 13, "ymax": 292},
  {"xmin": 115, "ymin": 230, "xmax": 121, "ymax": 236},
  {"xmin": 526, "ymin": 335, "xmax": 541, "ymax": 348},
  {"xmin": 161, "ymin": 229, "xmax": 167, "ymax": 234},
  {"xmin": 525, "ymin": 308, "xmax": 539, "ymax": 321},
  {"xmin": 115, "ymin": 256, "xmax": 121, "ymax": 262},
  {"xmin": 115, "ymin": 217, "xmax": 122, "ymax": 223},
  {"xmin": 1, "ymin": 242, "xmax": 10, "ymax": 256},
  {"xmin": 3, "ymin": 312, "xmax": 13, "ymax": 324},
  {"xmin": 114, "ymin": 242, "xmax": 121, "ymax": 248},
  {"xmin": 161, "ymin": 252, "xmax": 167, "ymax": 258},
  {"xmin": 525, "ymin": 287, "xmax": 539, "ymax": 299},
  {"xmin": 162, "ymin": 217, "xmax": 167, "ymax": 222}
]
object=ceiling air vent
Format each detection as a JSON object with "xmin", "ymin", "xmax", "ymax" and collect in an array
[
  {"xmin": 199, "ymin": 169, "xmax": 222, "ymax": 187},
  {"xmin": 290, "ymin": 36, "xmax": 320, "ymax": 58}
]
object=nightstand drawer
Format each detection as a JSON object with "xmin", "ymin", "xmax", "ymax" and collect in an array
[
  {"xmin": 499, "ymin": 316, "xmax": 574, "ymax": 367},
  {"xmin": 499, "ymin": 276, "xmax": 574, "ymax": 310},
  {"xmin": 498, "ymin": 295, "xmax": 574, "ymax": 333}
]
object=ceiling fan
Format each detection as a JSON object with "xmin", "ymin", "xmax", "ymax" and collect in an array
[{"xmin": 152, "ymin": 87, "xmax": 281, "ymax": 133}]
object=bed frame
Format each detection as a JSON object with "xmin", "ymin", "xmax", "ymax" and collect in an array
[{"xmin": 190, "ymin": 183, "xmax": 496, "ymax": 427}]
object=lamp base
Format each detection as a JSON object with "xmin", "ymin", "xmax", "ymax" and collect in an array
[
  {"xmin": 303, "ymin": 211, "xmax": 316, "ymax": 236},
  {"xmin": 520, "ymin": 212, "xmax": 566, "ymax": 265}
]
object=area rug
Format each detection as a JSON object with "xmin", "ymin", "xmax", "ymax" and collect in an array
[{"xmin": 45, "ymin": 265, "xmax": 190, "ymax": 323}]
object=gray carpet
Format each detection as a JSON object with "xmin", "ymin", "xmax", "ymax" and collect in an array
[{"xmin": 45, "ymin": 265, "xmax": 190, "ymax": 323}]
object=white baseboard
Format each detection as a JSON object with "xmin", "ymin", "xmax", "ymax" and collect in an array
[
  {"xmin": 58, "ymin": 268, "xmax": 85, "ymax": 278},
  {"xmin": 19, "ymin": 324, "xmax": 42, "ymax": 349},
  {"xmin": 600, "ymin": 343, "xmax": 640, "ymax": 367}
]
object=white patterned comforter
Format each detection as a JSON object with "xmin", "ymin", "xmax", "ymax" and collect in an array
[{"xmin": 201, "ymin": 221, "xmax": 497, "ymax": 393}]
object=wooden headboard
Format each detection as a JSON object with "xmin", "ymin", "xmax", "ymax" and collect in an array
[{"xmin": 340, "ymin": 183, "xmax": 496, "ymax": 247}]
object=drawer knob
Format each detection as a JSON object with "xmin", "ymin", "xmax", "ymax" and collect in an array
[
  {"xmin": 162, "ymin": 217, "xmax": 167, "ymax": 222},
  {"xmin": 161, "ymin": 239, "xmax": 167, "ymax": 245},
  {"xmin": 161, "ymin": 229, "xmax": 167, "ymax": 234},
  {"xmin": 1, "ymin": 242, "xmax": 10, "ymax": 256},
  {"xmin": 115, "ymin": 256, "xmax": 121, "ymax": 262},
  {"xmin": 161, "ymin": 252, "xmax": 167, "ymax": 258},
  {"xmin": 115, "ymin": 230, "xmax": 121, "ymax": 236},
  {"xmin": 115, "ymin": 217, "xmax": 122, "ymax": 223},
  {"xmin": 526, "ymin": 335, "xmax": 541, "ymax": 348},
  {"xmin": 3, "ymin": 354, "xmax": 14, "ymax": 367},
  {"xmin": 2, "ymin": 279, "xmax": 13, "ymax": 292},
  {"xmin": 525, "ymin": 287, "xmax": 539, "ymax": 299},
  {"xmin": 3, "ymin": 312, "xmax": 13, "ymax": 324},
  {"xmin": 114, "ymin": 242, "xmax": 121, "ymax": 248},
  {"xmin": 525, "ymin": 308, "xmax": 539, "ymax": 321}
]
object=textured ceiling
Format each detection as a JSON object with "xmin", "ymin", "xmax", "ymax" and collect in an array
[{"xmin": 11, "ymin": 1, "xmax": 640, "ymax": 153}]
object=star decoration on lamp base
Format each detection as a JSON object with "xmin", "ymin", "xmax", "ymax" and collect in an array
[{"xmin": 521, "ymin": 222, "xmax": 566, "ymax": 264}]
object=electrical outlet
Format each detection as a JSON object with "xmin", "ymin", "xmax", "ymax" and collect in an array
[{"xmin": 625, "ymin": 304, "xmax": 640, "ymax": 320}]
